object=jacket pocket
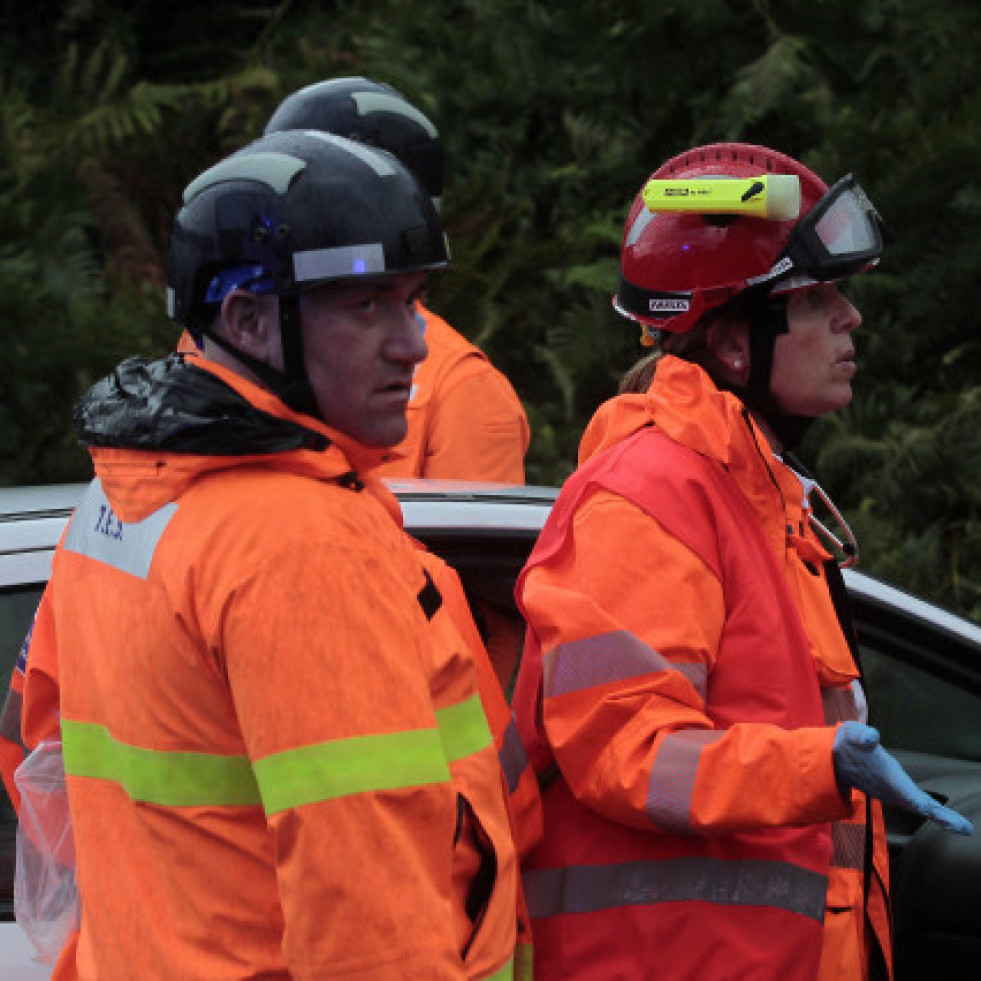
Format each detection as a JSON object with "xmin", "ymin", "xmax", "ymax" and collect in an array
[{"xmin": 453, "ymin": 792, "xmax": 498, "ymax": 961}]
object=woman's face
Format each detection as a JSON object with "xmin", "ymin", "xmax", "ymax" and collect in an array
[{"xmin": 768, "ymin": 283, "xmax": 862, "ymax": 418}]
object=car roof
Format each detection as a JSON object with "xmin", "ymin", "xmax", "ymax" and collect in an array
[
  {"xmin": 389, "ymin": 479, "xmax": 557, "ymax": 535},
  {"xmin": 0, "ymin": 483, "xmax": 89, "ymax": 521},
  {"xmin": 842, "ymin": 566, "xmax": 981, "ymax": 648}
]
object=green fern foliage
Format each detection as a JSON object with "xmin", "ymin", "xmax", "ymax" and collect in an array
[{"xmin": 3, "ymin": 0, "xmax": 981, "ymax": 619}]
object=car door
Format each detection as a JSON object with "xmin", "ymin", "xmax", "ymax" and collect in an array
[{"xmin": 846, "ymin": 572, "xmax": 981, "ymax": 980}]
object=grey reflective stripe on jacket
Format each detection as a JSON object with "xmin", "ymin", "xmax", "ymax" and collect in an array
[
  {"xmin": 646, "ymin": 728, "xmax": 724, "ymax": 832},
  {"xmin": 822, "ymin": 685, "xmax": 859, "ymax": 725},
  {"xmin": 831, "ymin": 822, "xmax": 866, "ymax": 871},
  {"xmin": 822, "ymin": 684, "xmax": 868, "ymax": 870},
  {"xmin": 543, "ymin": 630, "xmax": 708, "ymax": 702},
  {"xmin": 63, "ymin": 479, "xmax": 176, "ymax": 579},
  {"xmin": 499, "ymin": 717, "xmax": 530, "ymax": 794},
  {"xmin": 524, "ymin": 856, "xmax": 828, "ymax": 923}
]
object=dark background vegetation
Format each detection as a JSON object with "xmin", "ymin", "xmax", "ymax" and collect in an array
[{"xmin": 2, "ymin": 0, "xmax": 981, "ymax": 619}]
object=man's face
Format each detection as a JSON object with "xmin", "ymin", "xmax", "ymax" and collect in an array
[
  {"xmin": 298, "ymin": 272, "xmax": 429, "ymax": 446},
  {"xmin": 769, "ymin": 283, "xmax": 862, "ymax": 418}
]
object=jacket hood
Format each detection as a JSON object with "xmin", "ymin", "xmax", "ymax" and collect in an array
[
  {"xmin": 580, "ymin": 354, "xmax": 834, "ymax": 568},
  {"xmin": 76, "ymin": 354, "xmax": 329, "ymax": 456},
  {"xmin": 578, "ymin": 356, "xmax": 751, "ymax": 468},
  {"xmin": 75, "ymin": 353, "xmax": 397, "ymax": 523}
]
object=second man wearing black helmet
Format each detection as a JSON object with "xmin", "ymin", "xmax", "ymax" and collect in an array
[{"xmin": 265, "ymin": 77, "xmax": 531, "ymax": 485}]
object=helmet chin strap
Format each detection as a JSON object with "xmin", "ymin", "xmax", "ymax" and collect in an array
[
  {"xmin": 719, "ymin": 296, "xmax": 815, "ymax": 451},
  {"xmin": 200, "ymin": 295, "xmax": 321, "ymax": 418},
  {"xmin": 276, "ymin": 295, "xmax": 322, "ymax": 418}
]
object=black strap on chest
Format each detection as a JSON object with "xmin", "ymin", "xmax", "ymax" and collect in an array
[{"xmin": 823, "ymin": 556, "xmax": 863, "ymax": 676}]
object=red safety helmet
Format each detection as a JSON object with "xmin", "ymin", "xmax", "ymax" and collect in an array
[{"xmin": 614, "ymin": 142, "xmax": 883, "ymax": 338}]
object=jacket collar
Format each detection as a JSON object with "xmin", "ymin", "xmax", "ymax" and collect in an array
[
  {"xmin": 87, "ymin": 354, "xmax": 402, "ymax": 527},
  {"xmin": 579, "ymin": 356, "xmax": 822, "ymax": 555}
]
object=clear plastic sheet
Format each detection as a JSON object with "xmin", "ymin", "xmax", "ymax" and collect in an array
[{"xmin": 14, "ymin": 740, "xmax": 79, "ymax": 965}]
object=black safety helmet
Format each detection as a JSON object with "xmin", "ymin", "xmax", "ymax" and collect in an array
[
  {"xmin": 167, "ymin": 129, "xmax": 449, "ymax": 414},
  {"xmin": 264, "ymin": 77, "xmax": 443, "ymax": 209}
]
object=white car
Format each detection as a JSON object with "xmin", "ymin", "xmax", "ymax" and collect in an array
[{"xmin": 2, "ymin": 481, "xmax": 981, "ymax": 979}]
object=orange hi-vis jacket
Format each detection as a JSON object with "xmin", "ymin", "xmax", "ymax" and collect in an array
[
  {"xmin": 2, "ymin": 507, "xmax": 540, "ymax": 981},
  {"xmin": 511, "ymin": 356, "xmax": 891, "ymax": 981},
  {"xmin": 20, "ymin": 353, "xmax": 522, "ymax": 980},
  {"xmin": 372, "ymin": 305, "xmax": 530, "ymax": 482}
]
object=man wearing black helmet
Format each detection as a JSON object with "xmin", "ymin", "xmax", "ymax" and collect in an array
[
  {"xmin": 262, "ymin": 78, "xmax": 533, "ymax": 694},
  {"xmin": 17, "ymin": 130, "xmax": 522, "ymax": 978},
  {"xmin": 264, "ymin": 77, "xmax": 531, "ymax": 485}
]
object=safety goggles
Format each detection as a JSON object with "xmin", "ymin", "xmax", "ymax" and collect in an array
[{"xmin": 748, "ymin": 174, "xmax": 887, "ymax": 294}]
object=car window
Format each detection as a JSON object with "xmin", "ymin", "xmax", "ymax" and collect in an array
[
  {"xmin": 0, "ymin": 585, "xmax": 44, "ymax": 917},
  {"xmin": 0, "ymin": 587, "xmax": 43, "ymax": 681},
  {"xmin": 419, "ymin": 530, "xmax": 531, "ymax": 698},
  {"xmin": 862, "ymin": 640, "xmax": 981, "ymax": 764}
]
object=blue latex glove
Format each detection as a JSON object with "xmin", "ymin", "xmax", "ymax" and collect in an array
[{"xmin": 833, "ymin": 722, "xmax": 973, "ymax": 836}]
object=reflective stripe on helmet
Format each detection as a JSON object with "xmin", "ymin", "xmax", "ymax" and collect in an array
[
  {"xmin": 293, "ymin": 243, "xmax": 386, "ymax": 282},
  {"xmin": 351, "ymin": 91, "xmax": 439, "ymax": 138},
  {"xmin": 306, "ymin": 130, "xmax": 397, "ymax": 176},
  {"xmin": 183, "ymin": 151, "xmax": 307, "ymax": 203}
]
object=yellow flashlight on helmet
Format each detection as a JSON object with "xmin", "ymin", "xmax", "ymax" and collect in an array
[{"xmin": 641, "ymin": 174, "xmax": 801, "ymax": 221}]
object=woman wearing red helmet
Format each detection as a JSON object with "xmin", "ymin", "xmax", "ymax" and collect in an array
[{"xmin": 510, "ymin": 143, "xmax": 971, "ymax": 980}]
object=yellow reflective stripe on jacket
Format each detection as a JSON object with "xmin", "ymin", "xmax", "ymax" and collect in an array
[
  {"xmin": 514, "ymin": 942, "xmax": 534, "ymax": 981},
  {"xmin": 255, "ymin": 727, "xmax": 449, "ymax": 815},
  {"xmin": 436, "ymin": 692, "xmax": 493, "ymax": 763},
  {"xmin": 480, "ymin": 955, "xmax": 515, "ymax": 981},
  {"xmin": 62, "ymin": 692, "xmax": 491, "ymax": 816},
  {"xmin": 257, "ymin": 693, "xmax": 491, "ymax": 815},
  {"xmin": 61, "ymin": 719, "xmax": 260, "ymax": 807}
]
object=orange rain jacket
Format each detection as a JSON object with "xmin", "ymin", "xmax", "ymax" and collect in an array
[
  {"xmin": 372, "ymin": 305, "xmax": 530, "ymax": 482},
  {"xmin": 19, "ymin": 352, "xmax": 523, "ymax": 980},
  {"xmin": 511, "ymin": 355, "xmax": 891, "ymax": 981}
]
